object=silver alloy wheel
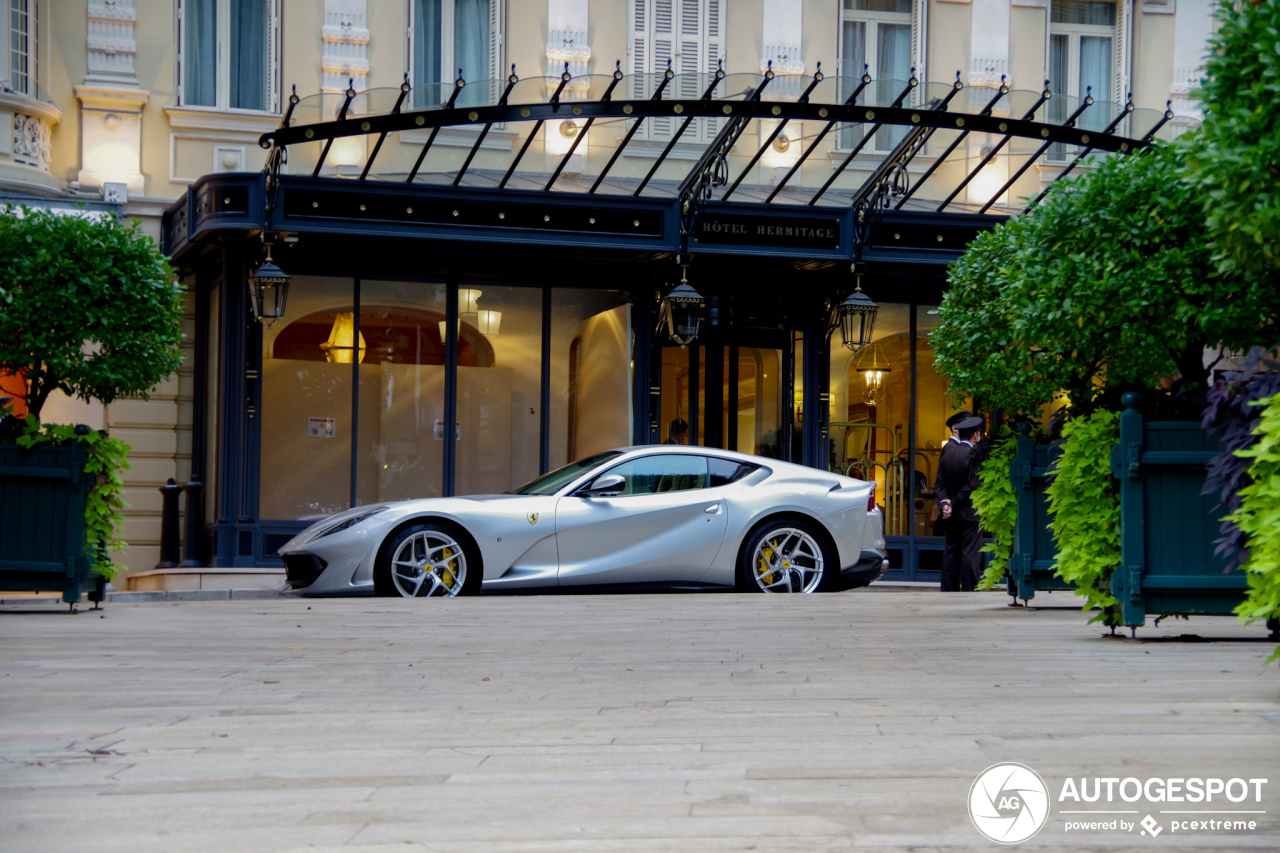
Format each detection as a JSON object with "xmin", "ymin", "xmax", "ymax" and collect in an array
[
  {"xmin": 750, "ymin": 527, "xmax": 824, "ymax": 593},
  {"xmin": 389, "ymin": 529, "xmax": 467, "ymax": 597}
]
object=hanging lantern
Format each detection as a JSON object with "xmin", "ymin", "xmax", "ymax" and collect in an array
[
  {"xmin": 248, "ymin": 247, "xmax": 290, "ymax": 328},
  {"xmin": 854, "ymin": 343, "xmax": 892, "ymax": 406},
  {"xmin": 837, "ymin": 271, "xmax": 878, "ymax": 352},
  {"xmin": 658, "ymin": 267, "xmax": 705, "ymax": 347}
]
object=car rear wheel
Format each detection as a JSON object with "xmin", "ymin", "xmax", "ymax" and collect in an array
[
  {"xmin": 375, "ymin": 522, "xmax": 480, "ymax": 597},
  {"xmin": 737, "ymin": 519, "xmax": 832, "ymax": 593}
]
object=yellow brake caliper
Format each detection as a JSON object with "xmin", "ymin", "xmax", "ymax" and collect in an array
[
  {"xmin": 758, "ymin": 540, "xmax": 779, "ymax": 585},
  {"xmin": 440, "ymin": 547, "xmax": 456, "ymax": 588}
]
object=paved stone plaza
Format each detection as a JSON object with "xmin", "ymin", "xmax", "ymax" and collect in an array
[{"xmin": 1, "ymin": 589, "xmax": 1278, "ymax": 852}]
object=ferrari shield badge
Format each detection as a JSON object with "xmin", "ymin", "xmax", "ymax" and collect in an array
[{"xmin": 527, "ymin": 512, "xmax": 539, "ymax": 526}]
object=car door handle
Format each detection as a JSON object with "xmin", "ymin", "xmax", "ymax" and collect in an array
[{"xmin": 704, "ymin": 503, "xmax": 721, "ymax": 514}]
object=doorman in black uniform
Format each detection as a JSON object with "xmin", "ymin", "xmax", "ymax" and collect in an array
[
  {"xmin": 934, "ymin": 415, "xmax": 984, "ymax": 591},
  {"xmin": 931, "ymin": 410, "xmax": 971, "ymax": 536}
]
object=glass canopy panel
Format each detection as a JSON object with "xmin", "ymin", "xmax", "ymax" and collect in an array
[
  {"xmin": 504, "ymin": 76, "xmax": 560, "ymax": 105},
  {"xmin": 916, "ymin": 81, "xmax": 960, "ymax": 111},
  {"xmin": 760, "ymin": 73, "xmax": 817, "ymax": 102},
  {"xmin": 1129, "ymin": 106, "xmax": 1169, "ymax": 141},
  {"xmin": 861, "ymin": 76, "xmax": 914, "ymax": 108},
  {"xmin": 802, "ymin": 76, "xmax": 849, "ymax": 106},
  {"xmin": 667, "ymin": 72, "xmax": 725, "ymax": 101},
  {"xmin": 406, "ymin": 82, "xmax": 454, "ymax": 111},
  {"xmin": 270, "ymin": 77, "xmax": 1159, "ymax": 202},
  {"xmin": 719, "ymin": 73, "xmax": 767, "ymax": 102},
  {"xmin": 622, "ymin": 72, "xmax": 669, "ymax": 101},
  {"xmin": 1001, "ymin": 88, "xmax": 1043, "ymax": 121},
  {"xmin": 455, "ymin": 78, "xmax": 507, "ymax": 109},
  {"xmin": 346, "ymin": 87, "xmax": 409, "ymax": 118}
]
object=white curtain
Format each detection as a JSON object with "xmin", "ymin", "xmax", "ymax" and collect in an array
[
  {"xmin": 230, "ymin": 0, "xmax": 268, "ymax": 111},
  {"xmin": 1079, "ymin": 34, "xmax": 1112, "ymax": 112},
  {"xmin": 876, "ymin": 23, "xmax": 911, "ymax": 149},
  {"xmin": 839, "ymin": 21, "xmax": 866, "ymax": 149},
  {"xmin": 413, "ymin": 0, "xmax": 444, "ymax": 109},
  {"xmin": 185, "ymin": 0, "xmax": 218, "ymax": 106},
  {"xmin": 455, "ymin": 0, "xmax": 491, "ymax": 82}
]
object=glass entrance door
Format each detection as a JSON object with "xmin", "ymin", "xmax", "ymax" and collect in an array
[{"xmin": 658, "ymin": 330, "xmax": 790, "ymax": 459}]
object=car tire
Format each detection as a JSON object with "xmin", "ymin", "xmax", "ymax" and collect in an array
[
  {"xmin": 374, "ymin": 521, "xmax": 482, "ymax": 597},
  {"xmin": 736, "ymin": 518, "xmax": 835, "ymax": 594}
]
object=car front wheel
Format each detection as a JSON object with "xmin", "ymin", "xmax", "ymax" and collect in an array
[
  {"xmin": 375, "ymin": 522, "xmax": 480, "ymax": 597},
  {"xmin": 737, "ymin": 519, "xmax": 833, "ymax": 593}
]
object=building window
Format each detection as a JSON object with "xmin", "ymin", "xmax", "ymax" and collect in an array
[
  {"xmin": 8, "ymin": 0, "xmax": 33, "ymax": 95},
  {"xmin": 410, "ymin": 0, "xmax": 503, "ymax": 94},
  {"xmin": 179, "ymin": 0, "xmax": 281, "ymax": 112},
  {"xmin": 1047, "ymin": 0, "xmax": 1118, "ymax": 158},
  {"xmin": 1049, "ymin": 0, "xmax": 1115, "ymax": 106},
  {"xmin": 839, "ymin": 0, "xmax": 912, "ymax": 151},
  {"xmin": 629, "ymin": 0, "xmax": 725, "ymax": 142}
]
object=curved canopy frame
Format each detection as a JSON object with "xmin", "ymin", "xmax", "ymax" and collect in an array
[{"xmin": 256, "ymin": 66, "xmax": 1174, "ymax": 262}]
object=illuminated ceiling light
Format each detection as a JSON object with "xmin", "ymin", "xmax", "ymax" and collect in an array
[
  {"xmin": 320, "ymin": 312, "xmax": 367, "ymax": 364},
  {"xmin": 855, "ymin": 343, "xmax": 892, "ymax": 407}
]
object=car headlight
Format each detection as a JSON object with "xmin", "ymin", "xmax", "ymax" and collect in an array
[{"xmin": 309, "ymin": 506, "xmax": 390, "ymax": 541}]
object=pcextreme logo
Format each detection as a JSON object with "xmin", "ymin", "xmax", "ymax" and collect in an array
[{"xmin": 968, "ymin": 764, "xmax": 1270, "ymax": 844}]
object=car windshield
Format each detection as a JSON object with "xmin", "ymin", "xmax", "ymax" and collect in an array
[{"xmin": 511, "ymin": 451, "xmax": 624, "ymax": 495}]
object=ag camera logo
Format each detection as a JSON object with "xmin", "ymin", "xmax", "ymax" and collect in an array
[{"xmin": 969, "ymin": 763, "xmax": 1051, "ymax": 844}]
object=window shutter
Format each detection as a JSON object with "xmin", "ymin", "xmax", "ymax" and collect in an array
[
  {"xmin": 489, "ymin": 0, "xmax": 504, "ymax": 84},
  {"xmin": 1113, "ymin": 0, "xmax": 1130, "ymax": 105},
  {"xmin": 268, "ymin": 0, "xmax": 282, "ymax": 112},
  {"xmin": 651, "ymin": 0, "xmax": 675, "ymax": 138},
  {"xmin": 702, "ymin": 0, "xmax": 723, "ymax": 140},
  {"xmin": 629, "ymin": 0, "xmax": 650, "ymax": 102},
  {"xmin": 911, "ymin": 0, "xmax": 927, "ymax": 104},
  {"xmin": 176, "ymin": 0, "xmax": 185, "ymax": 105}
]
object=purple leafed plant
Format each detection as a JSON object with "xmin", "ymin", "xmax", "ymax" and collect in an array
[{"xmin": 1201, "ymin": 347, "xmax": 1280, "ymax": 571}]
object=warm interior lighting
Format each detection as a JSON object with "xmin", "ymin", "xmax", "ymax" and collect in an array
[
  {"xmin": 475, "ymin": 309, "xmax": 502, "ymax": 336},
  {"xmin": 966, "ymin": 145, "xmax": 1009, "ymax": 207},
  {"xmin": 320, "ymin": 312, "xmax": 367, "ymax": 364},
  {"xmin": 546, "ymin": 120, "xmax": 588, "ymax": 156},
  {"xmin": 855, "ymin": 344, "xmax": 892, "ymax": 406},
  {"xmin": 439, "ymin": 289, "xmax": 499, "ymax": 341}
]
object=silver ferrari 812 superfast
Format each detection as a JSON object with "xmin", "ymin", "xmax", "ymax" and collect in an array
[{"xmin": 278, "ymin": 445, "xmax": 887, "ymax": 596}]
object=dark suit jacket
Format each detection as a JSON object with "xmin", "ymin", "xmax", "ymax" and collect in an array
[{"xmin": 934, "ymin": 440, "xmax": 980, "ymax": 523}]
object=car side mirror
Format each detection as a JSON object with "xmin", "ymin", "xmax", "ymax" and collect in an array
[{"xmin": 579, "ymin": 473, "xmax": 624, "ymax": 497}]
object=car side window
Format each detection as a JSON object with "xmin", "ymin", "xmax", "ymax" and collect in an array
[
  {"xmin": 708, "ymin": 458, "xmax": 760, "ymax": 486},
  {"xmin": 599, "ymin": 455, "xmax": 709, "ymax": 496}
]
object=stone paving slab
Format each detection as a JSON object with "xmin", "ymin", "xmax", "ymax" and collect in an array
[{"xmin": 1, "ymin": 591, "xmax": 1278, "ymax": 852}]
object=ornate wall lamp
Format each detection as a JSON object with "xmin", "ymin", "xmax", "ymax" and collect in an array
[
  {"xmin": 248, "ymin": 236, "xmax": 290, "ymax": 328},
  {"xmin": 658, "ymin": 265, "xmax": 706, "ymax": 347},
  {"xmin": 835, "ymin": 265, "xmax": 879, "ymax": 352}
]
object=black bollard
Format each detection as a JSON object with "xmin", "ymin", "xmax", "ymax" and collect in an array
[
  {"xmin": 179, "ymin": 476, "xmax": 207, "ymax": 568},
  {"xmin": 156, "ymin": 478, "xmax": 182, "ymax": 568}
]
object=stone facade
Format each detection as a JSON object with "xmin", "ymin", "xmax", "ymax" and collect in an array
[{"xmin": 2, "ymin": 0, "xmax": 1215, "ymax": 590}]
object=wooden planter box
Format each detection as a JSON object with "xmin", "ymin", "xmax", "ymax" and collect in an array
[
  {"xmin": 0, "ymin": 441, "xmax": 104, "ymax": 604},
  {"xmin": 1007, "ymin": 430, "xmax": 1070, "ymax": 602},
  {"xmin": 1109, "ymin": 396, "xmax": 1245, "ymax": 628}
]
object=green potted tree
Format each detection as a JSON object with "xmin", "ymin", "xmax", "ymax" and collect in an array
[
  {"xmin": 0, "ymin": 206, "xmax": 184, "ymax": 605},
  {"xmin": 932, "ymin": 141, "xmax": 1278, "ymax": 630}
]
